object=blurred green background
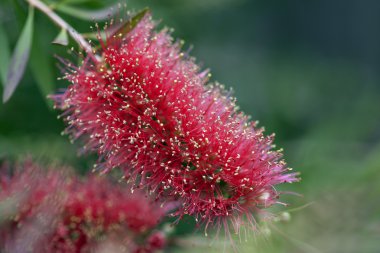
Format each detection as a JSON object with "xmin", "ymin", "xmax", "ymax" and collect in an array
[{"xmin": 1, "ymin": 0, "xmax": 380, "ymax": 252}]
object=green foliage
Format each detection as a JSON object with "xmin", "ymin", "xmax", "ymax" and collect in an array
[
  {"xmin": 111, "ymin": 8, "xmax": 149, "ymax": 39},
  {"xmin": 54, "ymin": 2, "xmax": 119, "ymax": 21},
  {"xmin": 3, "ymin": 6, "xmax": 34, "ymax": 103},
  {"xmin": 30, "ymin": 31, "xmax": 55, "ymax": 105},
  {"xmin": 0, "ymin": 0, "xmax": 149, "ymax": 103},
  {"xmin": 0, "ymin": 24, "xmax": 10, "ymax": 86},
  {"xmin": 52, "ymin": 28, "xmax": 69, "ymax": 46}
]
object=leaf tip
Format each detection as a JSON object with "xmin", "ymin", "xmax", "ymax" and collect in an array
[{"xmin": 52, "ymin": 29, "xmax": 69, "ymax": 46}]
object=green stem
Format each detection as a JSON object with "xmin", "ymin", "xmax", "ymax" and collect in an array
[{"xmin": 26, "ymin": 0, "xmax": 94, "ymax": 56}]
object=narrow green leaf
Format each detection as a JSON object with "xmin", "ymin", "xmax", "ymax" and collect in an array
[
  {"xmin": 52, "ymin": 28, "xmax": 69, "ymax": 46},
  {"xmin": 109, "ymin": 8, "xmax": 149, "ymax": 40},
  {"xmin": 48, "ymin": 0, "xmax": 105, "ymax": 8},
  {"xmin": 55, "ymin": 3, "xmax": 119, "ymax": 21},
  {"xmin": 83, "ymin": 8, "xmax": 149, "ymax": 51},
  {"xmin": 30, "ymin": 31, "xmax": 55, "ymax": 107},
  {"xmin": 3, "ymin": 7, "xmax": 34, "ymax": 103},
  {"xmin": 0, "ymin": 24, "xmax": 10, "ymax": 86},
  {"xmin": 56, "ymin": 0, "xmax": 95, "ymax": 5}
]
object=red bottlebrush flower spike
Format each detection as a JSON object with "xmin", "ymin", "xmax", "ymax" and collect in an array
[
  {"xmin": 52, "ymin": 12, "xmax": 299, "ymax": 234},
  {"xmin": 0, "ymin": 162, "xmax": 166, "ymax": 253}
]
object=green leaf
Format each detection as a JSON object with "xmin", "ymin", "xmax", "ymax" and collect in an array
[
  {"xmin": 55, "ymin": 3, "xmax": 119, "ymax": 21},
  {"xmin": 49, "ymin": 0, "xmax": 106, "ymax": 8},
  {"xmin": 56, "ymin": 0, "xmax": 95, "ymax": 5},
  {"xmin": 109, "ymin": 8, "xmax": 149, "ymax": 39},
  {"xmin": 52, "ymin": 28, "xmax": 69, "ymax": 46},
  {"xmin": 3, "ymin": 7, "xmax": 34, "ymax": 103},
  {"xmin": 30, "ymin": 31, "xmax": 55, "ymax": 107},
  {"xmin": 83, "ymin": 8, "xmax": 149, "ymax": 51},
  {"xmin": 0, "ymin": 24, "xmax": 10, "ymax": 87}
]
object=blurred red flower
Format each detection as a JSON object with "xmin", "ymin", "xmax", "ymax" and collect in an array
[{"xmin": 0, "ymin": 161, "xmax": 166, "ymax": 253}]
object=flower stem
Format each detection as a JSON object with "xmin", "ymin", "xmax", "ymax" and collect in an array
[{"xmin": 26, "ymin": 0, "xmax": 94, "ymax": 56}]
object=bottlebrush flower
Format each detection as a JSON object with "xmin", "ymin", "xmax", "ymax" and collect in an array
[
  {"xmin": 52, "ymin": 11, "xmax": 299, "ymax": 234},
  {"xmin": 0, "ymin": 161, "xmax": 166, "ymax": 253}
]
